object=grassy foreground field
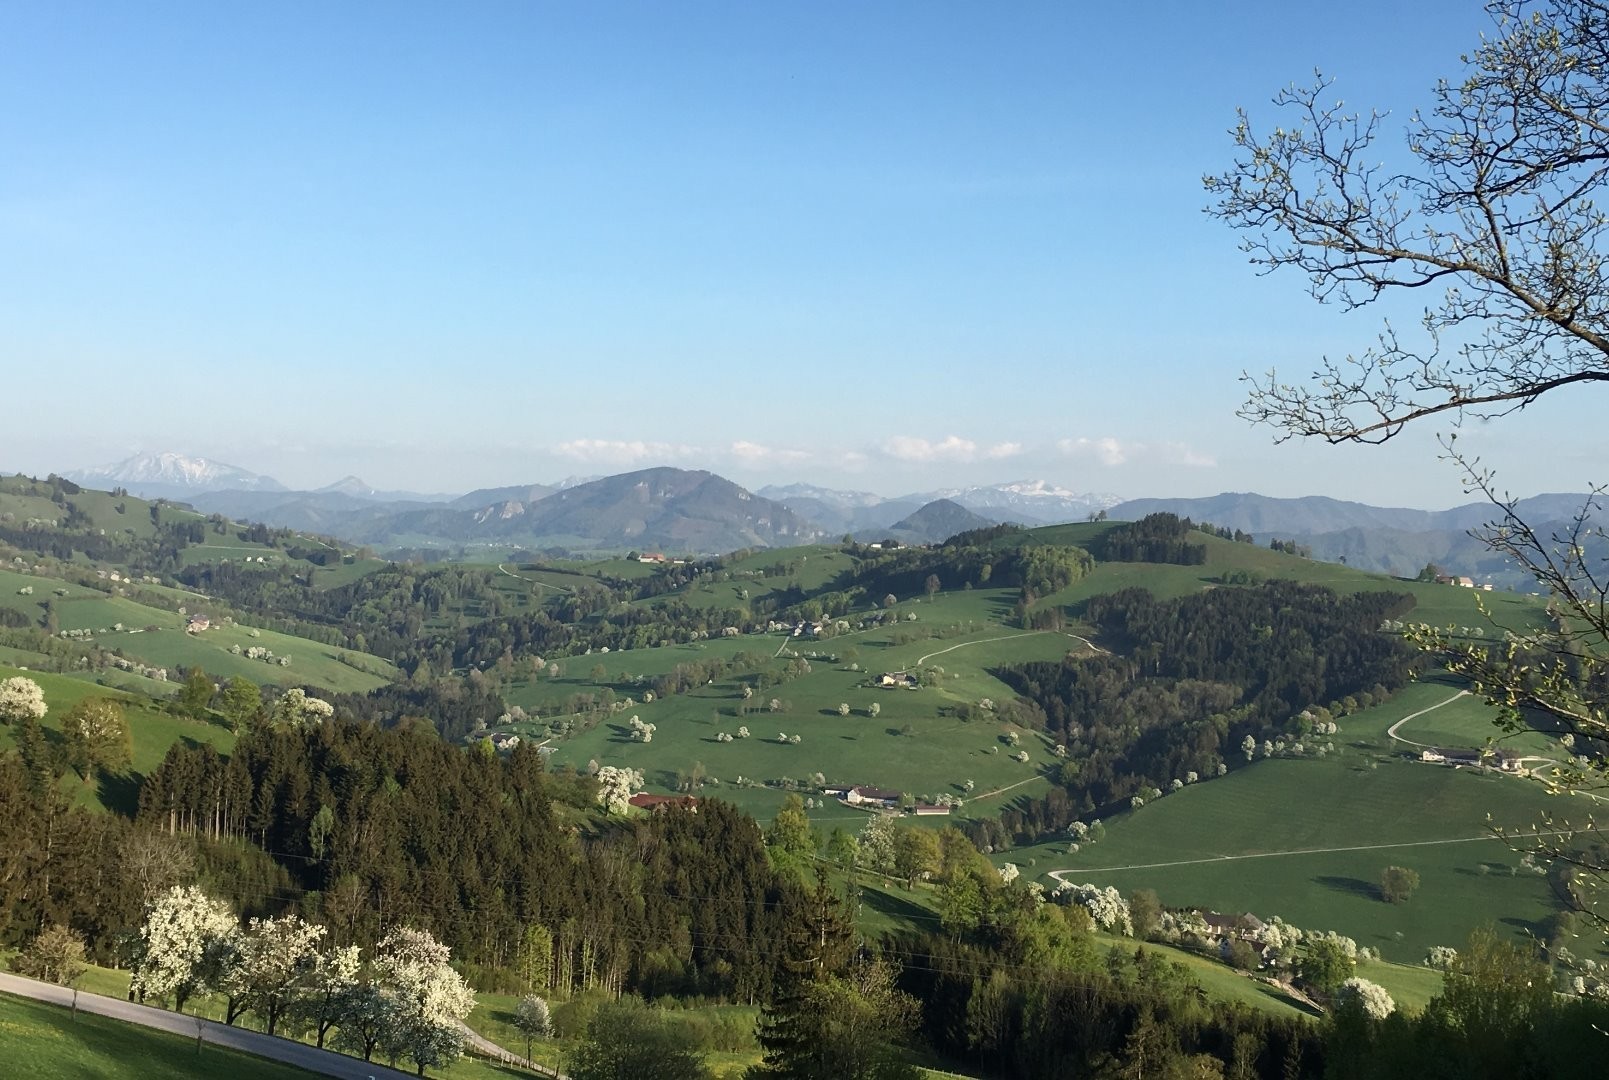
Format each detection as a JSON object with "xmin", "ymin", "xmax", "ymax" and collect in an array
[
  {"xmin": 0, "ymin": 991, "xmax": 321, "ymax": 1080},
  {"xmin": 7, "ymin": 968, "xmax": 534, "ymax": 1080}
]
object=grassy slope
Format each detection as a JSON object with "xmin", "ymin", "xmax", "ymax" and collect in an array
[
  {"xmin": 536, "ymin": 591, "xmax": 1069, "ymax": 823},
  {"xmin": 527, "ymin": 529, "xmax": 1552, "ymax": 828},
  {"xmin": 0, "ymin": 664, "xmax": 233, "ymax": 813},
  {"xmin": 1003, "ymin": 678, "xmax": 1578, "ymax": 964},
  {"xmin": 0, "ymin": 991, "xmax": 322, "ymax": 1080},
  {"xmin": 0, "ymin": 982, "xmax": 528, "ymax": 1080},
  {"xmin": 117, "ymin": 620, "xmax": 394, "ymax": 694},
  {"xmin": 0, "ymin": 566, "xmax": 393, "ymax": 694}
]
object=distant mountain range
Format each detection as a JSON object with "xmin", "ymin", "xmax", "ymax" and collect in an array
[
  {"xmin": 52, "ymin": 451, "xmax": 1600, "ymax": 574},
  {"xmin": 68, "ymin": 452, "xmax": 288, "ymax": 499}
]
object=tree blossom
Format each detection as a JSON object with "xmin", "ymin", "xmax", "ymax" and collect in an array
[
  {"xmin": 1335, "ymin": 977, "xmax": 1395, "ymax": 1020},
  {"xmin": 595, "ymin": 766, "xmax": 643, "ymax": 815},
  {"xmin": 373, "ymin": 927, "xmax": 478, "ymax": 1075},
  {"xmin": 130, "ymin": 885, "xmax": 238, "ymax": 1012},
  {"xmin": 0, "ymin": 676, "xmax": 47, "ymax": 724}
]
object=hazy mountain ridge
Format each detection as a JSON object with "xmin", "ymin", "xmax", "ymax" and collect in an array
[
  {"xmin": 874, "ymin": 498, "xmax": 999, "ymax": 545},
  {"xmin": 911, "ymin": 480, "xmax": 1121, "ymax": 523},
  {"xmin": 184, "ymin": 467, "xmax": 826, "ymax": 553},
  {"xmin": 57, "ymin": 452, "xmax": 1601, "ymax": 573},
  {"xmin": 68, "ymin": 452, "xmax": 287, "ymax": 498}
]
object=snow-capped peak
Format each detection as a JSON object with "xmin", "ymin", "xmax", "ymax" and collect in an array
[{"xmin": 68, "ymin": 452, "xmax": 285, "ymax": 494}]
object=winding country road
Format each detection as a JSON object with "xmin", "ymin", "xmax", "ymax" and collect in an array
[
  {"xmin": 1384, "ymin": 689, "xmax": 1471, "ymax": 747},
  {"xmin": 914, "ymin": 630, "xmax": 1104, "ymax": 667},
  {"xmin": 0, "ymin": 971, "xmax": 417, "ymax": 1079}
]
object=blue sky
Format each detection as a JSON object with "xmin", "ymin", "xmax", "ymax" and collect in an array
[{"xmin": 3, "ymin": 1, "xmax": 1599, "ymax": 506}]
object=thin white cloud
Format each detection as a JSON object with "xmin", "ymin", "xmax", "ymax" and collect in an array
[
  {"xmin": 1057, "ymin": 436, "xmax": 1215, "ymax": 469},
  {"xmin": 728, "ymin": 440, "xmax": 812, "ymax": 465},
  {"xmin": 1058, "ymin": 436, "xmax": 1129, "ymax": 466},
  {"xmin": 882, "ymin": 434, "xmax": 1020, "ymax": 464},
  {"xmin": 552, "ymin": 439, "xmax": 701, "ymax": 465}
]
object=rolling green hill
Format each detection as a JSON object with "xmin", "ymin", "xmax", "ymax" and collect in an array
[{"xmin": 0, "ymin": 664, "xmax": 234, "ymax": 813}]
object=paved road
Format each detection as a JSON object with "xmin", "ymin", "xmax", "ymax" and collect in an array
[
  {"xmin": 457, "ymin": 1020, "xmax": 565, "ymax": 1079},
  {"xmin": 0, "ymin": 972, "xmax": 417, "ymax": 1080}
]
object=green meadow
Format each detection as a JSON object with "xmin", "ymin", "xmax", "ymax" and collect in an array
[
  {"xmin": 0, "ymin": 991, "xmax": 323, "ymax": 1080},
  {"xmin": 0, "ymin": 664, "xmax": 235, "ymax": 813},
  {"xmin": 1009, "ymin": 736, "xmax": 1571, "ymax": 963}
]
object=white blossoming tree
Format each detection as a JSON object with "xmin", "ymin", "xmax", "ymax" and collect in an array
[
  {"xmin": 218, "ymin": 913, "xmax": 325, "ymax": 1034},
  {"xmin": 0, "ymin": 676, "xmax": 47, "ymax": 725},
  {"xmin": 1424, "ymin": 946, "xmax": 1458, "ymax": 971},
  {"xmin": 291, "ymin": 942, "xmax": 362, "ymax": 1048},
  {"xmin": 272, "ymin": 688, "xmax": 335, "ymax": 729},
  {"xmin": 1058, "ymin": 883, "xmax": 1133, "ymax": 936},
  {"xmin": 512, "ymin": 993, "xmax": 552, "ymax": 1061},
  {"xmin": 857, "ymin": 813, "xmax": 897, "ymax": 876},
  {"xmin": 595, "ymin": 766, "xmax": 643, "ymax": 815},
  {"xmin": 373, "ymin": 927, "xmax": 478, "ymax": 1076},
  {"xmin": 1335, "ymin": 977, "xmax": 1395, "ymax": 1020},
  {"xmin": 129, "ymin": 885, "xmax": 238, "ymax": 1013}
]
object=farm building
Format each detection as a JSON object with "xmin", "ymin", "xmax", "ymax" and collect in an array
[
  {"xmin": 185, "ymin": 615, "xmax": 211, "ymax": 634},
  {"xmin": 1200, "ymin": 911, "xmax": 1266, "ymax": 940},
  {"xmin": 1419, "ymin": 747, "xmax": 1517, "ymax": 771},
  {"xmin": 910, "ymin": 803, "xmax": 951, "ymax": 817},
  {"xmin": 842, "ymin": 785, "xmax": 902, "ymax": 809},
  {"xmin": 876, "ymin": 671, "xmax": 920, "ymax": 689}
]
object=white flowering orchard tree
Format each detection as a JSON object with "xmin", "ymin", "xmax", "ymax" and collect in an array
[
  {"xmin": 595, "ymin": 766, "xmax": 644, "ymax": 815},
  {"xmin": 857, "ymin": 814, "xmax": 897, "ymax": 876},
  {"xmin": 373, "ymin": 927, "xmax": 478, "ymax": 1076},
  {"xmin": 1335, "ymin": 977, "xmax": 1395, "ymax": 1020},
  {"xmin": 218, "ymin": 913, "xmax": 326, "ymax": 1034},
  {"xmin": 1057, "ymin": 882, "xmax": 1133, "ymax": 936},
  {"xmin": 511, "ymin": 993, "xmax": 552, "ymax": 1061},
  {"xmin": 272, "ymin": 688, "xmax": 335, "ymax": 729},
  {"xmin": 291, "ymin": 942, "xmax": 362, "ymax": 1048},
  {"xmin": 0, "ymin": 676, "xmax": 47, "ymax": 725},
  {"xmin": 130, "ymin": 885, "xmax": 238, "ymax": 1013}
]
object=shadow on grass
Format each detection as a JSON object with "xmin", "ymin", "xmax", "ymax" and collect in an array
[
  {"xmin": 1500, "ymin": 915, "xmax": 1549, "ymax": 940},
  {"xmin": 97, "ymin": 768, "xmax": 143, "ymax": 817},
  {"xmin": 859, "ymin": 882, "xmax": 935, "ymax": 926},
  {"xmin": 1313, "ymin": 875, "xmax": 1382, "ymax": 902}
]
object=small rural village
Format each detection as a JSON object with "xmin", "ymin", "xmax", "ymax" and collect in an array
[{"xmin": 5, "ymin": 2, "xmax": 1609, "ymax": 1079}]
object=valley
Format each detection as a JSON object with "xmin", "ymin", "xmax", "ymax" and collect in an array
[{"xmin": 0, "ymin": 464, "xmax": 1600, "ymax": 1080}]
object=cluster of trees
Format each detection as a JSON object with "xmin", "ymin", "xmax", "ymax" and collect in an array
[
  {"xmin": 1098, "ymin": 513, "xmax": 1209, "ymax": 565},
  {"xmin": 845, "ymin": 539, "xmax": 1093, "ymax": 608},
  {"xmin": 983, "ymin": 582, "xmax": 1417, "ymax": 841},
  {"xmin": 134, "ymin": 721, "xmax": 808, "ymax": 1002}
]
